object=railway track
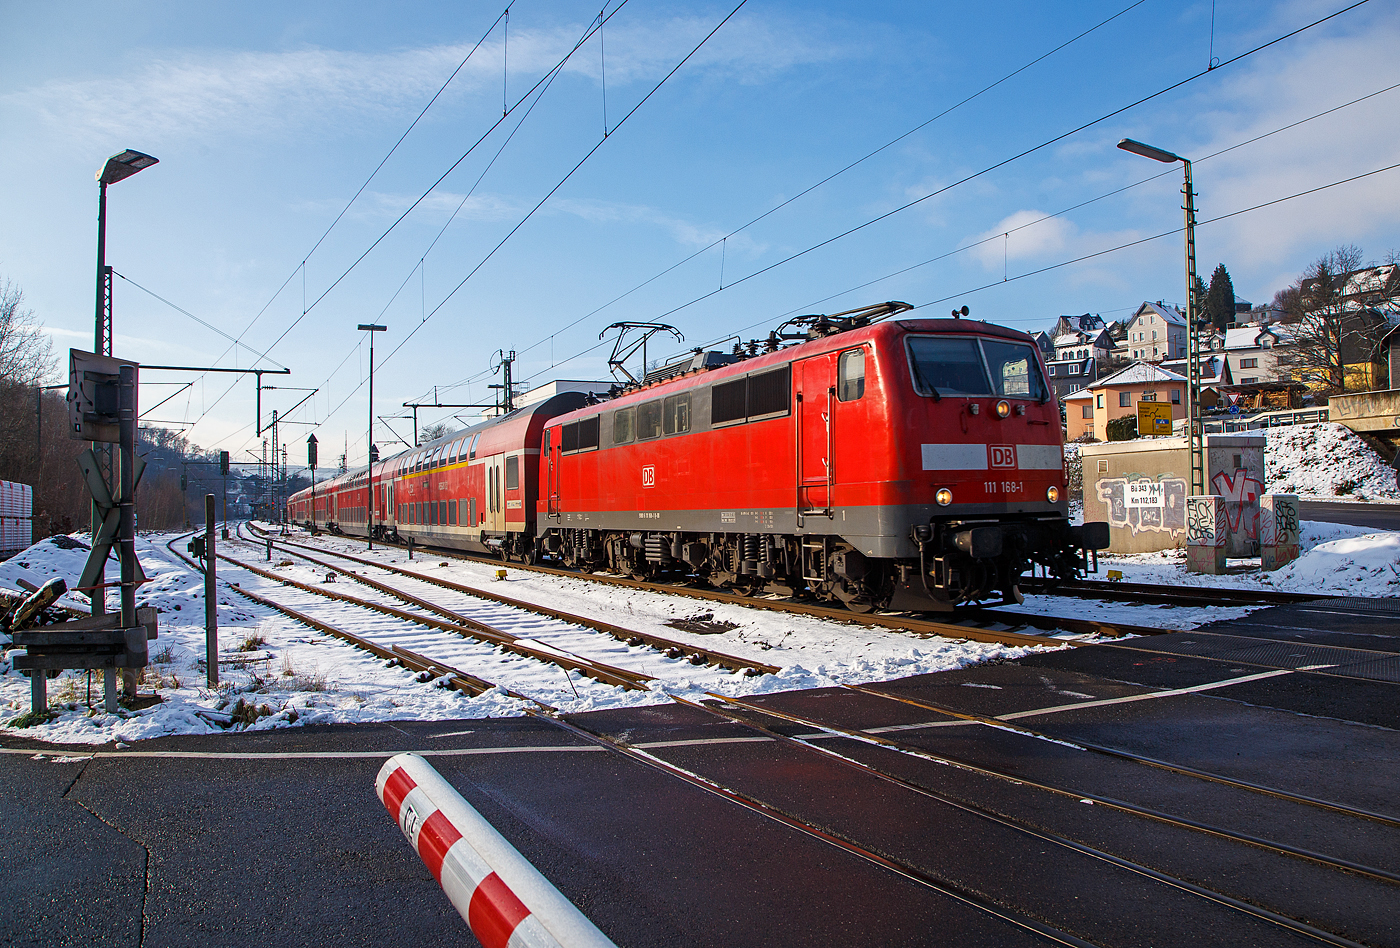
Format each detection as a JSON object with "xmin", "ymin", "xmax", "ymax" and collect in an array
[
  {"xmin": 186, "ymin": 530, "xmax": 1388, "ymax": 948},
  {"xmin": 253, "ymin": 525, "xmax": 1400, "ymax": 694},
  {"xmin": 1020, "ymin": 575, "xmax": 1325, "ymax": 608},
  {"xmin": 247, "ymin": 523, "xmax": 1164, "ymax": 645}
]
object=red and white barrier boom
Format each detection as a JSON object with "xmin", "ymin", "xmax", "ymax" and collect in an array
[{"xmin": 376, "ymin": 753, "xmax": 618, "ymax": 948}]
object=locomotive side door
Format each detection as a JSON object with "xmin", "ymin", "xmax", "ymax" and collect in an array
[{"xmin": 796, "ymin": 354, "xmax": 837, "ymax": 518}]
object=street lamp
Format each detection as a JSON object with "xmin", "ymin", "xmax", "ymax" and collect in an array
[
  {"xmin": 95, "ymin": 150, "xmax": 159, "ymax": 356},
  {"xmin": 1117, "ymin": 138, "xmax": 1204, "ymax": 497},
  {"xmin": 358, "ymin": 323, "xmax": 386, "ymax": 549}
]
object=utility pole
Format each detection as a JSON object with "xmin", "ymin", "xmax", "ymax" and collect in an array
[
  {"xmin": 358, "ymin": 323, "xmax": 386, "ymax": 549},
  {"xmin": 204, "ymin": 493, "xmax": 217, "ymax": 687}
]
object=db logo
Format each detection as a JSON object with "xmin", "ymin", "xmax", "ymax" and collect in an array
[
  {"xmin": 989, "ymin": 445, "xmax": 1016, "ymax": 468},
  {"xmin": 641, "ymin": 465, "xmax": 656, "ymax": 488}
]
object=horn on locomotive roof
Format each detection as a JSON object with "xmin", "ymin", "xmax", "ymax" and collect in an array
[
  {"xmin": 952, "ymin": 305, "xmax": 969, "ymax": 319},
  {"xmin": 772, "ymin": 300, "xmax": 914, "ymax": 343}
]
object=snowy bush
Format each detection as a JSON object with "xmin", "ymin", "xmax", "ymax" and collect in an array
[{"xmin": 1265, "ymin": 423, "xmax": 1400, "ymax": 500}]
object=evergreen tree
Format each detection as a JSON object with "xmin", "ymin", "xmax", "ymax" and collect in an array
[
  {"xmin": 1192, "ymin": 275, "xmax": 1208, "ymax": 324},
  {"xmin": 1205, "ymin": 263, "xmax": 1236, "ymax": 331}
]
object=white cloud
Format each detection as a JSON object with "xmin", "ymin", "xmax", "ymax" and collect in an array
[
  {"xmin": 1120, "ymin": 6, "xmax": 1400, "ymax": 290},
  {"xmin": 3, "ymin": 12, "xmax": 851, "ymax": 147},
  {"xmin": 964, "ymin": 210, "xmax": 1074, "ymax": 269},
  {"xmin": 551, "ymin": 197, "xmax": 767, "ymax": 255}
]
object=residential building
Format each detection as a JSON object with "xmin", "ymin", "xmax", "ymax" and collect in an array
[
  {"xmin": 1157, "ymin": 353, "xmax": 1232, "ymax": 409},
  {"xmin": 1223, "ymin": 324, "xmax": 1291, "ymax": 385},
  {"xmin": 1035, "ymin": 314, "xmax": 1128, "ymax": 400},
  {"xmin": 1063, "ymin": 362, "xmax": 1189, "ymax": 441},
  {"xmin": 1124, "ymin": 301, "xmax": 1187, "ymax": 361}
]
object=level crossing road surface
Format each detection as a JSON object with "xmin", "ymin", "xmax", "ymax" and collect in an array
[
  {"xmin": 1297, "ymin": 499, "xmax": 1400, "ymax": 531},
  {"xmin": 2, "ymin": 598, "xmax": 1397, "ymax": 948}
]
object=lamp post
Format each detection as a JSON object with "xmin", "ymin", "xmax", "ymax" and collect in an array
[
  {"xmin": 358, "ymin": 324, "xmax": 386, "ymax": 549},
  {"xmin": 1117, "ymin": 138, "xmax": 1204, "ymax": 497},
  {"xmin": 95, "ymin": 150, "xmax": 159, "ymax": 356}
]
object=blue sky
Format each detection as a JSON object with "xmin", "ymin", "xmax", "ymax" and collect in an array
[{"xmin": 3, "ymin": 0, "xmax": 1398, "ymax": 465}]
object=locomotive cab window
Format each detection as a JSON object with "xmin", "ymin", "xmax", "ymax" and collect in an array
[
  {"xmin": 663, "ymin": 393, "xmax": 690, "ymax": 435},
  {"xmin": 981, "ymin": 340, "xmax": 1048, "ymax": 401},
  {"xmin": 907, "ymin": 337, "xmax": 989, "ymax": 397},
  {"xmin": 637, "ymin": 400, "xmax": 663, "ymax": 440},
  {"xmin": 613, "ymin": 408, "xmax": 635, "ymax": 444},
  {"xmin": 838, "ymin": 349, "xmax": 865, "ymax": 401}
]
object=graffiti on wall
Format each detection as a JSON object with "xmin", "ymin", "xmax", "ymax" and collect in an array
[
  {"xmin": 1210, "ymin": 468, "xmax": 1263, "ymax": 539},
  {"xmin": 1095, "ymin": 475, "xmax": 1188, "ymax": 536},
  {"xmin": 1186, "ymin": 495, "xmax": 1224, "ymax": 547}
]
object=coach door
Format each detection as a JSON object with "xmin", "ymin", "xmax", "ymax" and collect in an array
[
  {"xmin": 485, "ymin": 456, "xmax": 504, "ymax": 534},
  {"xmin": 545, "ymin": 427, "xmax": 561, "ymax": 519},
  {"xmin": 796, "ymin": 354, "xmax": 836, "ymax": 519}
]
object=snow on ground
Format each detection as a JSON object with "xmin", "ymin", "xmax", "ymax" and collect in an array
[
  {"xmin": 4, "ymin": 506, "xmax": 1395, "ymax": 745},
  {"xmin": 1263, "ymin": 423, "xmax": 1399, "ymax": 501},
  {"xmin": 0, "ymin": 528, "xmax": 1042, "ymax": 745},
  {"xmin": 1051, "ymin": 519, "xmax": 1399, "ymax": 600}
]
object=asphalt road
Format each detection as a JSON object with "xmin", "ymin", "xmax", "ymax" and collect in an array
[
  {"xmin": 3, "ymin": 598, "xmax": 1398, "ymax": 948},
  {"xmin": 1298, "ymin": 499, "xmax": 1400, "ymax": 530}
]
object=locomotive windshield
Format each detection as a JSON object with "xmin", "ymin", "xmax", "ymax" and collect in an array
[{"xmin": 906, "ymin": 335, "xmax": 1047, "ymax": 400}]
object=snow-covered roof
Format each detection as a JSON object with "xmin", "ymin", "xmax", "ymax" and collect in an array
[
  {"xmin": 1062, "ymin": 389, "xmax": 1094, "ymax": 401},
  {"xmin": 1158, "ymin": 354, "xmax": 1229, "ymax": 385},
  {"xmin": 1091, "ymin": 361, "xmax": 1189, "ymax": 387},
  {"xmin": 1132, "ymin": 301, "xmax": 1186, "ymax": 325},
  {"xmin": 1225, "ymin": 325, "xmax": 1294, "ymax": 349}
]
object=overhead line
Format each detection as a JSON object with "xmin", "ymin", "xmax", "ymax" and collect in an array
[
  {"xmin": 252, "ymin": 1, "xmax": 633, "ymax": 363},
  {"xmin": 111, "ymin": 270, "xmax": 288, "ymax": 369},
  {"xmin": 438, "ymin": 0, "xmax": 1156, "ymax": 395},
  {"xmin": 913, "ymin": 159, "xmax": 1400, "ymax": 310},
  {"xmin": 311, "ymin": 0, "xmax": 752, "ymax": 435},
  {"xmin": 643, "ymin": 0, "xmax": 1373, "ymax": 326},
  {"xmin": 225, "ymin": 7, "xmax": 512, "ymax": 356},
  {"xmin": 179, "ymin": 5, "xmax": 629, "ymax": 441}
]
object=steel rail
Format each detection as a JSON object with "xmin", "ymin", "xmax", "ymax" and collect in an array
[
  {"xmin": 162, "ymin": 535, "xmax": 540, "ymax": 704},
  {"xmin": 671, "ymin": 695, "xmax": 1374, "ymax": 948},
  {"xmin": 251, "ymin": 524, "xmax": 1107, "ymax": 647},
  {"xmin": 180, "ymin": 528, "xmax": 1372, "ymax": 945},
  {"xmin": 843, "ymin": 683, "xmax": 1400, "ymax": 829},
  {"xmin": 166, "ymin": 531, "xmax": 1109, "ymax": 946},
  {"xmin": 1020, "ymin": 576, "xmax": 1327, "ymax": 607},
  {"xmin": 703, "ymin": 692, "xmax": 1400, "ymax": 885},
  {"xmin": 241, "ymin": 526, "xmax": 777, "ymax": 677},
  {"xmin": 216, "ymin": 545, "xmax": 652, "ymax": 692}
]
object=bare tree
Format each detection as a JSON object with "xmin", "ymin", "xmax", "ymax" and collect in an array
[
  {"xmin": 1277, "ymin": 245, "xmax": 1389, "ymax": 395},
  {"xmin": 0, "ymin": 279, "xmax": 55, "ymax": 388},
  {"xmin": 419, "ymin": 422, "xmax": 452, "ymax": 443}
]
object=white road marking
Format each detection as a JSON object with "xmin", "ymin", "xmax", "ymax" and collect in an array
[{"xmin": 995, "ymin": 669, "xmax": 1294, "ymax": 720}]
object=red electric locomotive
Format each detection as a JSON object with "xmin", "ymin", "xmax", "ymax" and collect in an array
[
  {"xmin": 535, "ymin": 303, "xmax": 1107, "ymax": 611},
  {"xmin": 289, "ymin": 301, "xmax": 1106, "ymax": 611}
]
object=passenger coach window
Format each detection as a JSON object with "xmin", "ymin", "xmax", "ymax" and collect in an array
[
  {"xmin": 505, "ymin": 456, "xmax": 519, "ymax": 490},
  {"xmin": 838, "ymin": 349, "xmax": 865, "ymax": 401},
  {"xmin": 469, "ymin": 434, "xmax": 479, "ymax": 460},
  {"xmin": 613, "ymin": 408, "xmax": 634, "ymax": 444},
  {"xmin": 637, "ymin": 400, "xmax": 663, "ymax": 440},
  {"xmin": 663, "ymin": 393, "xmax": 690, "ymax": 435}
]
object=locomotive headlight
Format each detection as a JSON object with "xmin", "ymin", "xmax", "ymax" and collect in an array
[
  {"xmin": 995, "ymin": 399, "xmax": 1011, "ymax": 418},
  {"xmin": 935, "ymin": 488, "xmax": 953, "ymax": 506},
  {"xmin": 1046, "ymin": 485, "xmax": 1061, "ymax": 503}
]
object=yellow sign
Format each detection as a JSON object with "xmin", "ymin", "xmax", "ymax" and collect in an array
[{"xmin": 1137, "ymin": 401, "xmax": 1173, "ymax": 436}]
